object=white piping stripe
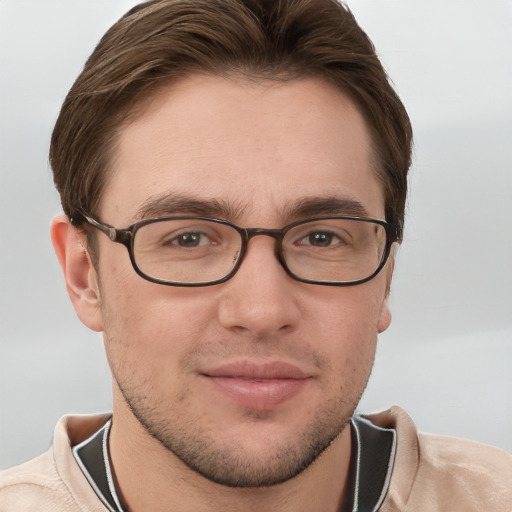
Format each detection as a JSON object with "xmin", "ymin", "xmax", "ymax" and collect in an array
[
  {"xmin": 374, "ymin": 426, "xmax": 397, "ymax": 510},
  {"xmin": 102, "ymin": 420, "xmax": 126, "ymax": 512},
  {"xmin": 350, "ymin": 417, "xmax": 362, "ymax": 512}
]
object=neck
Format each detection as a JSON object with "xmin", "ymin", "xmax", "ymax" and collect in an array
[{"xmin": 108, "ymin": 400, "xmax": 352, "ymax": 512}]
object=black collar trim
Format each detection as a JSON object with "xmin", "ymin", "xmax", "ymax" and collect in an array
[
  {"xmin": 348, "ymin": 415, "xmax": 396, "ymax": 511},
  {"xmin": 72, "ymin": 419, "xmax": 124, "ymax": 512},
  {"xmin": 72, "ymin": 415, "xmax": 396, "ymax": 512}
]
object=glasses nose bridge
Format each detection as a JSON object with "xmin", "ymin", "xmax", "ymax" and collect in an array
[
  {"xmin": 238, "ymin": 227, "xmax": 285, "ymax": 269},
  {"xmin": 244, "ymin": 227, "xmax": 283, "ymax": 241}
]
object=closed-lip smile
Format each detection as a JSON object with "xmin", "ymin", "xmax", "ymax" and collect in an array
[{"xmin": 201, "ymin": 361, "xmax": 311, "ymax": 409}]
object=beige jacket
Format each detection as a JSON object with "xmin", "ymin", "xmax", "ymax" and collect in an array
[{"xmin": 1, "ymin": 406, "xmax": 511, "ymax": 511}]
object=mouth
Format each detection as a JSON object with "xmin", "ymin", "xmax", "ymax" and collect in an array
[{"xmin": 201, "ymin": 361, "xmax": 311, "ymax": 410}]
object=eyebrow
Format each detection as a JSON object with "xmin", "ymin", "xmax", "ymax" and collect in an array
[
  {"xmin": 134, "ymin": 193, "xmax": 370, "ymax": 223},
  {"xmin": 283, "ymin": 196, "xmax": 370, "ymax": 219},
  {"xmin": 135, "ymin": 193, "xmax": 246, "ymax": 220}
]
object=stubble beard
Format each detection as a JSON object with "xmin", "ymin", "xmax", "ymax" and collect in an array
[
  {"xmin": 117, "ymin": 381, "xmax": 355, "ymax": 487},
  {"xmin": 112, "ymin": 361, "xmax": 369, "ymax": 488},
  {"xmin": 100, "ymin": 289, "xmax": 373, "ymax": 488}
]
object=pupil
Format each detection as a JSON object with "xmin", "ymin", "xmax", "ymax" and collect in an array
[
  {"xmin": 179, "ymin": 233, "xmax": 200, "ymax": 247},
  {"xmin": 310, "ymin": 232, "xmax": 332, "ymax": 247}
]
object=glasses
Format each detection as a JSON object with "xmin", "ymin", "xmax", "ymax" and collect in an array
[{"xmin": 82, "ymin": 214, "xmax": 400, "ymax": 287}]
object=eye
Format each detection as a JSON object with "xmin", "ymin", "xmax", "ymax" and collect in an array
[
  {"xmin": 169, "ymin": 231, "xmax": 213, "ymax": 248},
  {"xmin": 298, "ymin": 230, "xmax": 343, "ymax": 248},
  {"xmin": 304, "ymin": 231, "xmax": 338, "ymax": 247}
]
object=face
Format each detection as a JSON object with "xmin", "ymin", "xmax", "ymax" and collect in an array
[{"xmin": 86, "ymin": 75, "xmax": 393, "ymax": 486}]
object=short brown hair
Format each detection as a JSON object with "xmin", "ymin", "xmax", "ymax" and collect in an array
[{"xmin": 50, "ymin": 0, "xmax": 412, "ymax": 235}]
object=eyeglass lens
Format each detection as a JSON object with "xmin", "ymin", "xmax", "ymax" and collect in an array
[{"xmin": 132, "ymin": 218, "xmax": 388, "ymax": 285}]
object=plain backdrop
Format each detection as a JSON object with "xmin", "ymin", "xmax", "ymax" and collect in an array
[{"xmin": 1, "ymin": 0, "xmax": 511, "ymax": 469}]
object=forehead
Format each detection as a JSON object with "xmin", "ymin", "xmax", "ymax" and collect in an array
[{"xmin": 103, "ymin": 74, "xmax": 384, "ymax": 224}]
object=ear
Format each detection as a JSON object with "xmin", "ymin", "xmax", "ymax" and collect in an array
[
  {"xmin": 50, "ymin": 214, "xmax": 103, "ymax": 332},
  {"xmin": 377, "ymin": 295, "xmax": 392, "ymax": 334},
  {"xmin": 377, "ymin": 243, "xmax": 398, "ymax": 334}
]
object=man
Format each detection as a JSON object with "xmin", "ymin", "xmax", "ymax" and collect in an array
[{"xmin": 1, "ymin": 0, "xmax": 510, "ymax": 510}]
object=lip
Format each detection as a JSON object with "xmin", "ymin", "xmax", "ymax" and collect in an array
[{"xmin": 201, "ymin": 361, "xmax": 311, "ymax": 410}]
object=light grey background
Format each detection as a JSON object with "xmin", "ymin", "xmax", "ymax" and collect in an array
[{"xmin": 1, "ymin": 1, "xmax": 511, "ymax": 469}]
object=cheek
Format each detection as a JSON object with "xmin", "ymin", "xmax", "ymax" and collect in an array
[
  {"xmin": 98, "ymin": 269, "xmax": 219, "ymax": 371},
  {"xmin": 324, "ymin": 314, "xmax": 377, "ymax": 380},
  {"xmin": 311, "ymin": 285, "xmax": 384, "ymax": 374}
]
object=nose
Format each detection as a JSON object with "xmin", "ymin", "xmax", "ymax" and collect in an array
[{"xmin": 217, "ymin": 235, "xmax": 301, "ymax": 339}]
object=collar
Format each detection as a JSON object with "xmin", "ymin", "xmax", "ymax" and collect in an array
[
  {"xmin": 73, "ymin": 415, "xmax": 396, "ymax": 512},
  {"xmin": 348, "ymin": 415, "xmax": 396, "ymax": 511},
  {"xmin": 73, "ymin": 419, "xmax": 124, "ymax": 512}
]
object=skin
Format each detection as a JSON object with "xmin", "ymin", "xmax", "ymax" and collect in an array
[{"xmin": 51, "ymin": 74, "xmax": 394, "ymax": 512}]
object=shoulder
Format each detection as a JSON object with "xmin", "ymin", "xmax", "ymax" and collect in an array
[
  {"xmin": 0, "ymin": 414, "xmax": 110, "ymax": 512},
  {"xmin": 364, "ymin": 406, "xmax": 512, "ymax": 512},
  {"xmin": 416, "ymin": 432, "xmax": 512, "ymax": 502},
  {"xmin": 419, "ymin": 430, "xmax": 512, "ymax": 472},
  {"xmin": 0, "ymin": 450, "xmax": 82, "ymax": 511}
]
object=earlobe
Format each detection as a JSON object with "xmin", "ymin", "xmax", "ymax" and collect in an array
[
  {"xmin": 377, "ymin": 296, "xmax": 392, "ymax": 333},
  {"xmin": 50, "ymin": 214, "xmax": 103, "ymax": 332}
]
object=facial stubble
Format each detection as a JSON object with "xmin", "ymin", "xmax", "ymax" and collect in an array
[
  {"xmin": 99, "ymin": 286, "xmax": 375, "ymax": 488},
  {"xmin": 107, "ymin": 350, "xmax": 373, "ymax": 488}
]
